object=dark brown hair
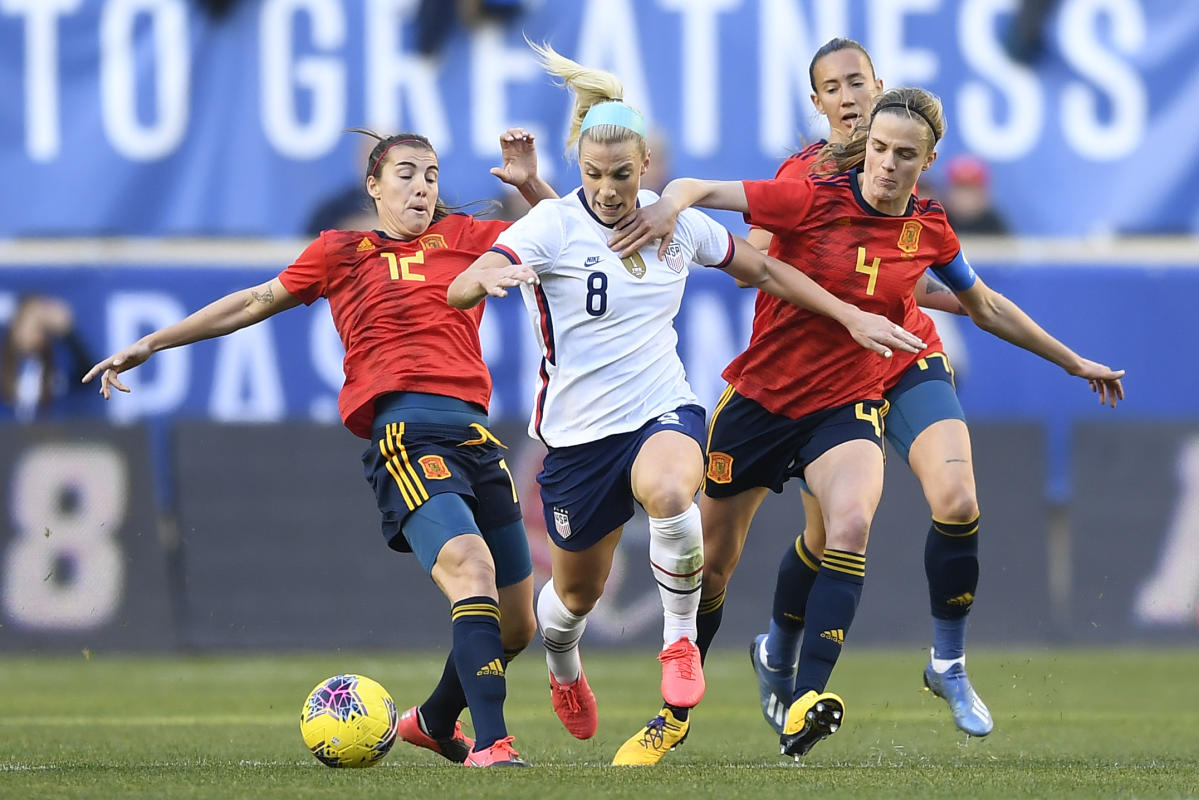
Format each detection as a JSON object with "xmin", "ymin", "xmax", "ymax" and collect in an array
[
  {"xmin": 809, "ymin": 37, "xmax": 876, "ymax": 92},
  {"xmin": 346, "ymin": 128, "xmax": 460, "ymax": 224},
  {"xmin": 816, "ymin": 87, "xmax": 946, "ymax": 174}
]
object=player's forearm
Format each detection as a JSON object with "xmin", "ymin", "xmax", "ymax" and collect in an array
[
  {"xmin": 447, "ymin": 270, "xmax": 487, "ymax": 309},
  {"xmin": 968, "ymin": 290, "xmax": 1082, "ymax": 372},
  {"xmin": 739, "ymin": 247, "xmax": 852, "ymax": 322},
  {"xmin": 143, "ymin": 288, "xmax": 275, "ymax": 353},
  {"xmin": 515, "ymin": 175, "xmax": 557, "ymax": 207},
  {"xmin": 660, "ymin": 178, "xmax": 749, "ymax": 215}
]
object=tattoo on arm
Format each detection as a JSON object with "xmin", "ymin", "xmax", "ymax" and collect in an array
[
  {"xmin": 251, "ymin": 285, "xmax": 275, "ymax": 305},
  {"xmin": 923, "ymin": 276, "xmax": 952, "ymax": 295}
]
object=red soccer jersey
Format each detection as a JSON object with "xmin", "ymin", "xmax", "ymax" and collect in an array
[
  {"xmin": 776, "ymin": 140, "xmax": 829, "ymax": 179},
  {"xmin": 278, "ymin": 214, "xmax": 511, "ymax": 439},
  {"xmin": 765, "ymin": 143, "xmax": 944, "ymax": 391},
  {"xmin": 727, "ymin": 169, "xmax": 961, "ymax": 419},
  {"xmin": 883, "ymin": 294, "xmax": 944, "ymax": 389}
]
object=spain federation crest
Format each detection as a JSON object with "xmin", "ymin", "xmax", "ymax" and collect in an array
[
  {"xmin": 418, "ymin": 455, "xmax": 451, "ymax": 480},
  {"xmin": 897, "ymin": 220, "xmax": 922, "ymax": 254},
  {"xmin": 419, "ymin": 233, "xmax": 447, "ymax": 250},
  {"xmin": 706, "ymin": 452, "xmax": 734, "ymax": 484}
]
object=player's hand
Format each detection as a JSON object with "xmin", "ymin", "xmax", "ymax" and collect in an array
[
  {"xmin": 81, "ymin": 341, "xmax": 154, "ymax": 399},
  {"xmin": 1069, "ymin": 358, "xmax": 1125, "ymax": 408},
  {"xmin": 844, "ymin": 310, "xmax": 926, "ymax": 358},
  {"xmin": 490, "ymin": 128, "xmax": 538, "ymax": 187},
  {"xmin": 608, "ymin": 200, "xmax": 680, "ymax": 259},
  {"xmin": 476, "ymin": 264, "xmax": 539, "ymax": 299}
]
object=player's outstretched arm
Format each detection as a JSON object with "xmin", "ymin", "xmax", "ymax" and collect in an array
[
  {"xmin": 82, "ymin": 278, "xmax": 300, "ymax": 399},
  {"xmin": 491, "ymin": 127, "xmax": 558, "ymax": 206},
  {"xmin": 956, "ymin": 277, "xmax": 1125, "ymax": 407},
  {"xmin": 609, "ymin": 178, "xmax": 748, "ymax": 259},
  {"xmin": 722, "ymin": 235, "xmax": 925, "ymax": 358},
  {"xmin": 448, "ymin": 251, "xmax": 538, "ymax": 309}
]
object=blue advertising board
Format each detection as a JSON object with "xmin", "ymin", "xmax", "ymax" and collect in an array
[{"xmin": 2, "ymin": 0, "xmax": 1198, "ymax": 237}]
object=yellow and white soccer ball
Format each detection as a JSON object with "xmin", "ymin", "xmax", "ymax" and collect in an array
[{"xmin": 299, "ymin": 674, "xmax": 398, "ymax": 767}]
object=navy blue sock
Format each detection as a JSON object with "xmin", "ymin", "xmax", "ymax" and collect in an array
[
  {"xmin": 420, "ymin": 645, "xmax": 523, "ymax": 739},
  {"xmin": 450, "ymin": 596, "xmax": 507, "ymax": 750},
  {"xmin": 794, "ymin": 550, "xmax": 865, "ymax": 696},
  {"xmin": 419, "ymin": 652, "xmax": 467, "ymax": 739},
  {"xmin": 924, "ymin": 515, "xmax": 979, "ymax": 661},
  {"xmin": 695, "ymin": 589, "xmax": 726, "ymax": 664},
  {"xmin": 765, "ymin": 534, "xmax": 821, "ymax": 671}
]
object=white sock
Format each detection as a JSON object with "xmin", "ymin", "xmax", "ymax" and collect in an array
[
  {"xmin": 537, "ymin": 579, "xmax": 585, "ymax": 683},
  {"xmin": 930, "ymin": 647, "xmax": 966, "ymax": 673},
  {"xmin": 649, "ymin": 504, "xmax": 704, "ymax": 646}
]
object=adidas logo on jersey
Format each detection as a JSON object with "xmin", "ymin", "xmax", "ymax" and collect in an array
[
  {"xmin": 476, "ymin": 658, "xmax": 505, "ymax": 677},
  {"xmin": 356, "ymin": 236, "xmax": 374, "ymax": 252},
  {"xmin": 820, "ymin": 629, "xmax": 845, "ymax": 645}
]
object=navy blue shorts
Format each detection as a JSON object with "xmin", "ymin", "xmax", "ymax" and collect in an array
[
  {"xmin": 884, "ymin": 352, "xmax": 964, "ymax": 464},
  {"xmin": 362, "ymin": 416, "xmax": 523, "ymax": 557},
  {"xmin": 538, "ymin": 405, "xmax": 707, "ymax": 552},
  {"xmin": 703, "ymin": 387, "xmax": 886, "ymax": 498}
]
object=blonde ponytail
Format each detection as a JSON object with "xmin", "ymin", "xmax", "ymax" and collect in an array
[{"xmin": 528, "ymin": 39, "xmax": 646, "ymax": 160}]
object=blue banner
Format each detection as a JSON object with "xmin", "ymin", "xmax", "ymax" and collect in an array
[
  {"xmin": 2, "ymin": 0, "xmax": 1197, "ymax": 236},
  {"xmin": 0, "ymin": 259, "xmax": 1192, "ymax": 428}
]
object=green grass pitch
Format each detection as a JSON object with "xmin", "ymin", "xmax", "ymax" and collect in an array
[{"xmin": 1, "ymin": 648, "xmax": 1196, "ymax": 799}]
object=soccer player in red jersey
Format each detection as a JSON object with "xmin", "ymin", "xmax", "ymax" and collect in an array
[
  {"xmin": 83, "ymin": 129, "xmax": 549, "ymax": 768},
  {"xmin": 750, "ymin": 38, "xmax": 961, "ymax": 314},
  {"xmin": 610, "ymin": 86, "xmax": 1124, "ymax": 758},
  {"xmin": 738, "ymin": 39, "xmax": 1125, "ymax": 744}
]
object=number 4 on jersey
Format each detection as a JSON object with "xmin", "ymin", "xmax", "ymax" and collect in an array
[{"xmin": 855, "ymin": 247, "xmax": 880, "ymax": 295}]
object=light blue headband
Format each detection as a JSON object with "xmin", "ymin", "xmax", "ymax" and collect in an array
[{"xmin": 580, "ymin": 101, "xmax": 647, "ymax": 139}]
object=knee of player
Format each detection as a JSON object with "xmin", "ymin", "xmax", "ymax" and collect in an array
[
  {"xmin": 640, "ymin": 485, "xmax": 698, "ymax": 519},
  {"xmin": 927, "ymin": 486, "xmax": 980, "ymax": 524},
  {"xmin": 701, "ymin": 560, "xmax": 734, "ymax": 595},
  {"xmin": 501, "ymin": 612, "xmax": 537, "ymax": 651},
  {"xmin": 824, "ymin": 510, "xmax": 872, "ymax": 552},
  {"xmin": 435, "ymin": 538, "xmax": 497, "ymax": 590},
  {"xmin": 554, "ymin": 582, "xmax": 603, "ymax": 617}
]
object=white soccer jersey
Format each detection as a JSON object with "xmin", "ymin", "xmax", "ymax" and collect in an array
[{"xmin": 492, "ymin": 188, "xmax": 735, "ymax": 448}]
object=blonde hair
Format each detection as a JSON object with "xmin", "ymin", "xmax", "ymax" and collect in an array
[
  {"xmin": 818, "ymin": 87, "xmax": 946, "ymax": 174},
  {"xmin": 528, "ymin": 39, "xmax": 646, "ymax": 160}
]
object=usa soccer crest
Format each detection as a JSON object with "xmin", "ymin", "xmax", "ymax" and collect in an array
[
  {"xmin": 664, "ymin": 243, "xmax": 685, "ymax": 273},
  {"xmin": 553, "ymin": 507, "xmax": 573, "ymax": 539},
  {"xmin": 897, "ymin": 221, "xmax": 922, "ymax": 254}
]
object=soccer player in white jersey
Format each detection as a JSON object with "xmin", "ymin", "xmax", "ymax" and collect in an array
[{"xmin": 448, "ymin": 41, "xmax": 924, "ymax": 765}]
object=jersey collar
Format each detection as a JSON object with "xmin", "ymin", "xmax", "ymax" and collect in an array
[
  {"xmin": 575, "ymin": 187, "xmax": 641, "ymax": 229},
  {"xmin": 848, "ymin": 166, "xmax": 915, "ymax": 217}
]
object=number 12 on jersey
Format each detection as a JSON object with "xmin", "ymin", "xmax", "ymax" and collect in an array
[{"xmin": 382, "ymin": 251, "xmax": 426, "ymax": 282}]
